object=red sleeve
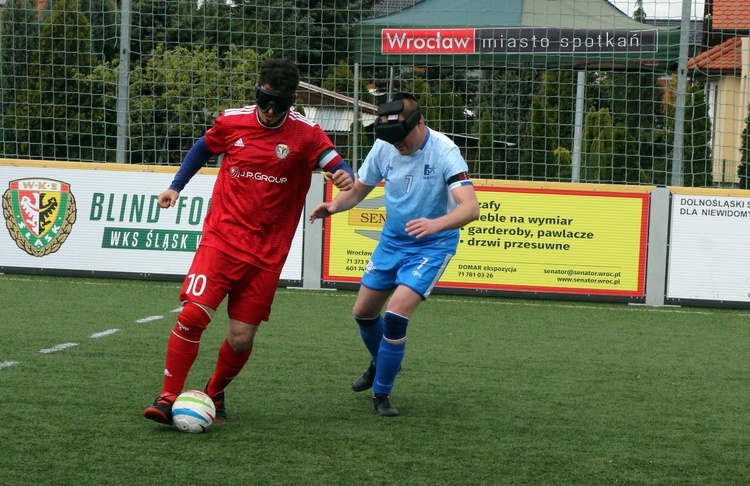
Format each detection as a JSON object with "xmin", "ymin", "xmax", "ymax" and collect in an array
[
  {"xmin": 203, "ymin": 113, "xmax": 230, "ymax": 154},
  {"xmin": 310, "ymin": 125, "xmax": 340, "ymax": 171}
]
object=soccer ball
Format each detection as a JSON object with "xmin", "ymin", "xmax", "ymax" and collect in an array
[{"xmin": 172, "ymin": 390, "xmax": 216, "ymax": 433}]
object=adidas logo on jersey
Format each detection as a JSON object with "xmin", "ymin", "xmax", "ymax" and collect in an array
[{"xmin": 234, "ymin": 138, "xmax": 245, "ymax": 147}]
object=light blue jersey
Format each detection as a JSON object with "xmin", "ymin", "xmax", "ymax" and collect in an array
[{"xmin": 358, "ymin": 128, "xmax": 471, "ymax": 250}]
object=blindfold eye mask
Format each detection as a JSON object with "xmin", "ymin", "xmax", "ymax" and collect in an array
[
  {"xmin": 255, "ymin": 86, "xmax": 296, "ymax": 114},
  {"xmin": 374, "ymin": 100, "xmax": 421, "ymax": 144}
]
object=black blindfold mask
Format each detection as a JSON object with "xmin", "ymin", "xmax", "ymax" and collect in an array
[
  {"xmin": 255, "ymin": 86, "xmax": 296, "ymax": 114},
  {"xmin": 374, "ymin": 100, "xmax": 421, "ymax": 144}
]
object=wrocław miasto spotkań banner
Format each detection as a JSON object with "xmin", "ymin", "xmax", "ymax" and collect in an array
[
  {"xmin": 0, "ymin": 160, "xmax": 303, "ymax": 281},
  {"xmin": 322, "ymin": 181, "xmax": 650, "ymax": 298}
]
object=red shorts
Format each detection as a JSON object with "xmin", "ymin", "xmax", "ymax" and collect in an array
[{"xmin": 179, "ymin": 245, "xmax": 281, "ymax": 324}]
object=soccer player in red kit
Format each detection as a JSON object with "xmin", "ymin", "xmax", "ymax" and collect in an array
[{"xmin": 144, "ymin": 58, "xmax": 355, "ymax": 425}]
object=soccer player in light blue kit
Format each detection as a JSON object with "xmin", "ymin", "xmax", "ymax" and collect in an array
[{"xmin": 309, "ymin": 92, "xmax": 480, "ymax": 416}]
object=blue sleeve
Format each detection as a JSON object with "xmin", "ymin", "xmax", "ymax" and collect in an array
[
  {"xmin": 169, "ymin": 136, "xmax": 212, "ymax": 192},
  {"xmin": 329, "ymin": 160, "xmax": 355, "ymax": 179}
]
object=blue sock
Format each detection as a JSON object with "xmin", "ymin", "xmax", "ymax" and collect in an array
[
  {"xmin": 373, "ymin": 339, "xmax": 405, "ymax": 396},
  {"xmin": 356, "ymin": 315, "xmax": 384, "ymax": 363}
]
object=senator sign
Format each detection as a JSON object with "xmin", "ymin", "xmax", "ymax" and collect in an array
[{"xmin": 323, "ymin": 183, "xmax": 650, "ymax": 298}]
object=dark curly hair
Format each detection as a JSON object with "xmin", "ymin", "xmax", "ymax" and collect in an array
[{"xmin": 258, "ymin": 58, "xmax": 300, "ymax": 95}]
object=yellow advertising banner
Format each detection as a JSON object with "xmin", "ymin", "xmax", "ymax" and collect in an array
[{"xmin": 322, "ymin": 182, "xmax": 649, "ymax": 297}]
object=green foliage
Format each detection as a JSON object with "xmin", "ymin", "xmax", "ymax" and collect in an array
[
  {"xmin": 582, "ymin": 107, "xmax": 640, "ymax": 184},
  {"xmin": 424, "ymin": 79, "xmax": 467, "ymax": 136},
  {"xmin": 471, "ymin": 68, "xmax": 534, "ymax": 179},
  {"xmin": 476, "ymin": 110, "xmax": 496, "ymax": 178},
  {"xmin": 632, "ymin": 0, "xmax": 647, "ymax": 22},
  {"xmin": 553, "ymin": 146, "xmax": 572, "ymax": 180},
  {"xmin": 127, "ymin": 44, "xmax": 267, "ymax": 164},
  {"xmin": 46, "ymin": 0, "xmax": 119, "ymax": 61},
  {"xmin": 682, "ymin": 82, "xmax": 713, "ymax": 187},
  {"xmin": 588, "ymin": 72, "xmax": 670, "ymax": 185},
  {"xmin": 522, "ymin": 70, "xmax": 575, "ymax": 181},
  {"xmin": 322, "ymin": 60, "xmax": 373, "ymax": 104},
  {"xmin": 0, "ymin": 0, "xmax": 41, "ymax": 154},
  {"xmin": 0, "ymin": 0, "xmax": 713, "ymax": 184},
  {"xmin": 664, "ymin": 75, "xmax": 714, "ymax": 187},
  {"xmin": 129, "ymin": 0, "xmax": 375, "ymax": 85},
  {"xmin": 583, "ymin": 107, "xmax": 613, "ymax": 183},
  {"xmin": 737, "ymin": 104, "xmax": 750, "ymax": 189},
  {"xmin": 0, "ymin": 0, "xmax": 40, "ymax": 97},
  {"xmin": 4, "ymin": 0, "xmax": 99, "ymax": 160},
  {"xmin": 348, "ymin": 118, "xmax": 370, "ymax": 168}
]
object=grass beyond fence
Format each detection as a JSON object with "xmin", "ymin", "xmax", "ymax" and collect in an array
[{"xmin": 2, "ymin": 274, "xmax": 750, "ymax": 485}]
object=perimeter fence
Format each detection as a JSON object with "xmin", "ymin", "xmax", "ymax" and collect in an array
[{"xmin": 0, "ymin": 0, "xmax": 744, "ymax": 187}]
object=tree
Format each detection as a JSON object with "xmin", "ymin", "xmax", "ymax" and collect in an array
[
  {"xmin": 470, "ymin": 67, "xmax": 535, "ymax": 180},
  {"xmin": 423, "ymin": 79, "xmax": 466, "ymax": 136},
  {"xmin": 476, "ymin": 110, "xmax": 495, "ymax": 178},
  {"xmin": 129, "ymin": 0, "xmax": 376, "ymax": 85},
  {"xmin": 663, "ymin": 74, "xmax": 713, "ymax": 187},
  {"xmin": 588, "ymin": 71, "xmax": 669, "ymax": 185},
  {"xmin": 738, "ymin": 104, "xmax": 750, "ymax": 189},
  {"xmin": 632, "ymin": 0, "xmax": 646, "ymax": 23},
  {"xmin": 583, "ymin": 107, "xmax": 614, "ymax": 183},
  {"xmin": 128, "ymin": 44, "xmax": 267, "ymax": 164},
  {"xmin": 0, "ymin": 0, "xmax": 42, "ymax": 155},
  {"xmin": 5, "ymin": 0, "xmax": 98, "ymax": 160},
  {"xmin": 582, "ymin": 107, "xmax": 640, "ymax": 184},
  {"xmin": 522, "ymin": 70, "xmax": 576, "ymax": 181},
  {"xmin": 322, "ymin": 61, "xmax": 373, "ymax": 104},
  {"xmin": 681, "ymin": 82, "xmax": 713, "ymax": 187},
  {"xmin": 46, "ymin": 0, "xmax": 119, "ymax": 61}
]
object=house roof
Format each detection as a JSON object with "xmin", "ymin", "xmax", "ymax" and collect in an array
[
  {"xmin": 687, "ymin": 36, "xmax": 743, "ymax": 73},
  {"xmin": 296, "ymin": 82, "xmax": 379, "ymax": 133},
  {"xmin": 711, "ymin": 0, "xmax": 750, "ymax": 31},
  {"xmin": 297, "ymin": 82, "xmax": 378, "ymax": 113},
  {"xmin": 303, "ymin": 106, "xmax": 378, "ymax": 133}
]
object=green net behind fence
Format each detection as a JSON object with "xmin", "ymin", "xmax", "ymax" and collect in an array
[{"xmin": 1, "ymin": 0, "xmax": 741, "ymax": 188}]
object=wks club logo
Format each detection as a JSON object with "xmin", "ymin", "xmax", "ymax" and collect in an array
[{"xmin": 2, "ymin": 178, "xmax": 77, "ymax": 257}]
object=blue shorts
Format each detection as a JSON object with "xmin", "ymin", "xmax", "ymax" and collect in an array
[{"xmin": 361, "ymin": 240, "xmax": 455, "ymax": 299}]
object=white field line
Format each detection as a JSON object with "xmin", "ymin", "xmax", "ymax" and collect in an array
[
  {"xmin": 90, "ymin": 329, "xmax": 120, "ymax": 338},
  {"xmin": 39, "ymin": 343, "xmax": 79, "ymax": 354},
  {"xmin": 136, "ymin": 315, "xmax": 163, "ymax": 323},
  {"xmin": 0, "ymin": 361, "xmax": 20, "ymax": 369}
]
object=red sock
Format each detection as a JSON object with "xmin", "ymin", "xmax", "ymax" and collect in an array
[
  {"xmin": 161, "ymin": 331, "xmax": 200, "ymax": 398},
  {"xmin": 207, "ymin": 339, "xmax": 252, "ymax": 396}
]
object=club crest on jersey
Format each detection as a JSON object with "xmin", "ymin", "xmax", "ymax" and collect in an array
[
  {"xmin": 275, "ymin": 144, "xmax": 290, "ymax": 159},
  {"xmin": 2, "ymin": 178, "xmax": 77, "ymax": 257}
]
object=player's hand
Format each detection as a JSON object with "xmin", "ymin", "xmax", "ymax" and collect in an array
[
  {"xmin": 405, "ymin": 217, "xmax": 440, "ymax": 239},
  {"xmin": 327, "ymin": 169, "xmax": 354, "ymax": 191},
  {"xmin": 309, "ymin": 202, "xmax": 336, "ymax": 222},
  {"xmin": 157, "ymin": 189, "xmax": 180, "ymax": 208}
]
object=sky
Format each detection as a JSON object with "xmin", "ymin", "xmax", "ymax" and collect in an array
[{"xmin": 608, "ymin": 0, "xmax": 706, "ymax": 19}]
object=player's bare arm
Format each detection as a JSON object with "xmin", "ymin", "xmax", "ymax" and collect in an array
[
  {"xmin": 309, "ymin": 180, "xmax": 374, "ymax": 222},
  {"xmin": 405, "ymin": 184, "xmax": 480, "ymax": 239},
  {"xmin": 157, "ymin": 189, "xmax": 180, "ymax": 208}
]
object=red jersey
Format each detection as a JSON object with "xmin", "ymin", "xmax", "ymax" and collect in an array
[{"xmin": 200, "ymin": 106, "xmax": 342, "ymax": 272}]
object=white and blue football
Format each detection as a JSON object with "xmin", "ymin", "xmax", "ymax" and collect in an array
[{"xmin": 172, "ymin": 390, "xmax": 216, "ymax": 433}]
